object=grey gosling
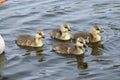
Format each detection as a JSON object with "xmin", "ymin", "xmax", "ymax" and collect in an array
[
  {"xmin": 50, "ymin": 23, "xmax": 71, "ymax": 40},
  {"xmin": 72, "ymin": 25, "xmax": 102, "ymax": 43},
  {"xmin": 16, "ymin": 30, "xmax": 44, "ymax": 47},
  {"xmin": 52, "ymin": 37, "xmax": 86, "ymax": 55}
]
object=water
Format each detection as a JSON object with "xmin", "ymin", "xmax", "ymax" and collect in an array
[{"xmin": 0, "ymin": 0, "xmax": 120, "ymax": 80}]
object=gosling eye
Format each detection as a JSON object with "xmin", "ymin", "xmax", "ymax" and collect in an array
[
  {"xmin": 80, "ymin": 41, "xmax": 83, "ymax": 44},
  {"xmin": 96, "ymin": 28, "xmax": 100, "ymax": 31},
  {"xmin": 64, "ymin": 26, "xmax": 68, "ymax": 29},
  {"xmin": 39, "ymin": 33, "xmax": 42, "ymax": 35}
]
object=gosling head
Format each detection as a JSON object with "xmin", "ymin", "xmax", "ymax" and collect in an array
[
  {"xmin": 92, "ymin": 25, "xmax": 101, "ymax": 34},
  {"xmin": 60, "ymin": 23, "xmax": 70, "ymax": 32},
  {"xmin": 36, "ymin": 30, "xmax": 44, "ymax": 38},
  {"xmin": 76, "ymin": 37, "xmax": 86, "ymax": 47}
]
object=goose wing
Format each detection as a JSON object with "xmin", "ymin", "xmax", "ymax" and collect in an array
[
  {"xmin": 50, "ymin": 29, "xmax": 62, "ymax": 39},
  {"xmin": 16, "ymin": 35, "xmax": 35, "ymax": 46}
]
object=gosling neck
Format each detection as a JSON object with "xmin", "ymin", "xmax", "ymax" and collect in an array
[
  {"xmin": 91, "ymin": 31, "xmax": 101, "ymax": 42},
  {"xmin": 35, "ymin": 37, "xmax": 43, "ymax": 46},
  {"xmin": 35, "ymin": 37, "xmax": 39, "ymax": 43},
  {"xmin": 61, "ymin": 31, "xmax": 70, "ymax": 38},
  {"xmin": 91, "ymin": 31, "xmax": 99, "ymax": 38},
  {"xmin": 75, "ymin": 45, "xmax": 85, "ymax": 54},
  {"xmin": 75, "ymin": 42, "xmax": 82, "ymax": 49}
]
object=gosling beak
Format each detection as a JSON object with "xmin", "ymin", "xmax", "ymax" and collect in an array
[
  {"xmin": 100, "ymin": 30, "xmax": 104, "ymax": 33},
  {"xmin": 42, "ymin": 36, "xmax": 45, "ymax": 38},
  {"xmin": 100, "ymin": 28, "xmax": 104, "ymax": 33},
  {"xmin": 68, "ymin": 29, "xmax": 71, "ymax": 31}
]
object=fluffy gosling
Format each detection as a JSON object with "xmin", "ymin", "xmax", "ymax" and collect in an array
[
  {"xmin": 50, "ymin": 23, "xmax": 71, "ymax": 40},
  {"xmin": 52, "ymin": 37, "xmax": 86, "ymax": 55},
  {"xmin": 72, "ymin": 25, "xmax": 102, "ymax": 43},
  {"xmin": 16, "ymin": 30, "xmax": 44, "ymax": 47}
]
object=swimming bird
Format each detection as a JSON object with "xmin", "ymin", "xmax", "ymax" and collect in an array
[
  {"xmin": 52, "ymin": 37, "xmax": 86, "ymax": 55},
  {"xmin": 16, "ymin": 30, "xmax": 44, "ymax": 47},
  {"xmin": 50, "ymin": 23, "xmax": 71, "ymax": 41},
  {"xmin": 0, "ymin": 35, "xmax": 5, "ymax": 54},
  {"xmin": 72, "ymin": 25, "xmax": 102, "ymax": 43}
]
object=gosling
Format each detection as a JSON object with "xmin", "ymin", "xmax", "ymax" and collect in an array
[
  {"xmin": 50, "ymin": 23, "xmax": 71, "ymax": 41},
  {"xmin": 0, "ymin": 35, "xmax": 5, "ymax": 54},
  {"xmin": 16, "ymin": 30, "xmax": 44, "ymax": 47},
  {"xmin": 72, "ymin": 25, "xmax": 102, "ymax": 43},
  {"xmin": 52, "ymin": 37, "xmax": 86, "ymax": 55}
]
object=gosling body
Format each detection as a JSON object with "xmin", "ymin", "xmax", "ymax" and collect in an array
[
  {"xmin": 52, "ymin": 37, "xmax": 86, "ymax": 55},
  {"xmin": 50, "ymin": 23, "xmax": 71, "ymax": 40},
  {"xmin": 0, "ymin": 35, "xmax": 5, "ymax": 54},
  {"xmin": 16, "ymin": 30, "xmax": 44, "ymax": 47},
  {"xmin": 72, "ymin": 26, "xmax": 102, "ymax": 43}
]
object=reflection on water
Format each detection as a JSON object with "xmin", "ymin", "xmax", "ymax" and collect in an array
[
  {"xmin": 38, "ymin": 57, "xmax": 46, "ymax": 62},
  {"xmin": 75, "ymin": 55, "xmax": 88, "ymax": 69},
  {"xmin": 16, "ymin": 44, "xmax": 44, "ymax": 56},
  {"xmin": 89, "ymin": 41, "xmax": 104, "ymax": 56},
  {"xmin": 0, "ymin": 77, "xmax": 9, "ymax": 80},
  {"xmin": 0, "ymin": 53, "xmax": 6, "ymax": 76},
  {"xmin": 0, "ymin": 0, "xmax": 120, "ymax": 80},
  {"xmin": 64, "ymin": 54, "xmax": 88, "ymax": 70},
  {"xmin": 22, "ymin": 50, "xmax": 43, "ymax": 56},
  {"xmin": 112, "ymin": 65, "xmax": 120, "ymax": 69}
]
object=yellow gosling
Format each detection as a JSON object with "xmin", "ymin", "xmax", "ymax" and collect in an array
[
  {"xmin": 72, "ymin": 25, "xmax": 102, "ymax": 43},
  {"xmin": 50, "ymin": 23, "xmax": 71, "ymax": 40},
  {"xmin": 52, "ymin": 37, "xmax": 86, "ymax": 55},
  {"xmin": 16, "ymin": 30, "xmax": 44, "ymax": 47}
]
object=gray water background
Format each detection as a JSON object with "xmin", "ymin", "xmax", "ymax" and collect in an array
[{"xmin": 0, "ymin": 0, "xmax": 120, "ymax": 80}]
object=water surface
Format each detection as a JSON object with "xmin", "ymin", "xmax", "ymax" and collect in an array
[{"xmin": 0, "ymin": 0, "xmax": 120, "ymax": 80}]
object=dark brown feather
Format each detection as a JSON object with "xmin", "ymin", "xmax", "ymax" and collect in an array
[
  {"xmin": 16, "ymin": 35, "xmax": 35, "ymax": 46},
  {"xmin": 53, "ymin": 43, "xmax": 77, "ymax": 54},
  {"xmin": 73, "ymin": 32, "xmax": 93, "ymax": 43},
  {"xmin": 50, "ymin": 29, "xmax": 62, "ymax": 39}
]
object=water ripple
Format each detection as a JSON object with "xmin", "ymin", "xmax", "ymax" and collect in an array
[{"xmin": 0, "ymin": 0, "xmax": 120, "ymax": 80}]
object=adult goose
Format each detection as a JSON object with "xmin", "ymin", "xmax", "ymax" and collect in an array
[{"xmin": 0, "ymin": 35, "xmax": 5, "ymax": 54}]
